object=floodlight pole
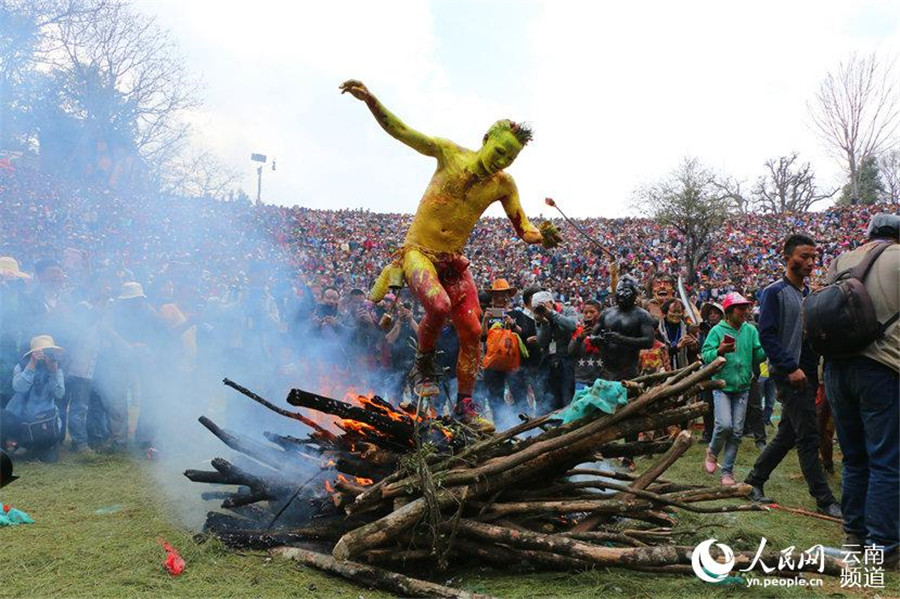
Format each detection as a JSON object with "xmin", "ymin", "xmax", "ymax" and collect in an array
[
  {"xmin": 256, "ymin": 165, "xmax": 263, "ymax": 205},
  {"xmin": 251, "ymin": 152, "xmax": 267, "ymax": 205}
]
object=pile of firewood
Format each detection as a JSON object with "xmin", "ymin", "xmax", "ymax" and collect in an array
[{"xmin": 186, "ymin": 358, "xmax": 842, "ymax": 598}]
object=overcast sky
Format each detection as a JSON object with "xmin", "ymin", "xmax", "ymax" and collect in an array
[{"xmin": 138, "ymin": 0, "xmax": 899, "ymax": 217}]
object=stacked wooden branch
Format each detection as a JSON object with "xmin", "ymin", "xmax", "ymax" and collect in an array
[{"xmin": 186, "ymin": 359, "xmax": 842, "ymax": 597}]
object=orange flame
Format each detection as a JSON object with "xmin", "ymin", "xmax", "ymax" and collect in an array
[
  {"xmin": 337, "ymin": 419, "xmax": 377, "ymax": 435},
  {"xmin": 354, "ymin": 394, "xmax": 410, "ymax": 423},
  {"xmin": 335, "ymin": 473, "xmax": 374, "ymax": 487}
]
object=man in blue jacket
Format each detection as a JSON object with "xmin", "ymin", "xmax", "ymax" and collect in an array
[{"xmin": 744, "ymin": 234, "xmax": 841, "ymax": 518}]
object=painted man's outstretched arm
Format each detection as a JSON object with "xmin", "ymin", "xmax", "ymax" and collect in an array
[
  {"xmin": 501, "ymin": 180, "xmax": 562, "ymax": 248},
  {"xmin": 340, "ymin": 79, "xmax": 444, "ymax": 158},
  {"xmin": 500, "ymin": 181, "xmax": 541, "ymax": 244}
]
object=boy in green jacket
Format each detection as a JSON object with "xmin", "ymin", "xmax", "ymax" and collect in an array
[{"xmin": 701, "ymin": 293, "xmax": 767, "ymax": 485}]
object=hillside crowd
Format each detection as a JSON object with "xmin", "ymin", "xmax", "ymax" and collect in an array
[{"xmin": 1, "ymin": 161, "xmax": 897, "ymax": 565}]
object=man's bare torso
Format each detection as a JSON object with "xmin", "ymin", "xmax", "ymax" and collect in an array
[{"xmin": 404, "ymin": 148, "xmax": 515, "ymax": 254}]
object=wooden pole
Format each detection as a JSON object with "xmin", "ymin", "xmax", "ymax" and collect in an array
[{"xmin": 275, "ymin": 546, "xmax": 497, "ymax": 599}]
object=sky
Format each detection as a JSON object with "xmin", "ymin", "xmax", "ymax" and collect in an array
[{"xmin": 138, "ymin": 0, "xmax": 900, "ymax": 217}]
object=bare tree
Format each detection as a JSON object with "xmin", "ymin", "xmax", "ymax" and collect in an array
[
  {"xmin": 751, "ymin": 152, "xmax": 837, "ymax": 213},
  {"xmin": 162, "ymin": 149, "xmax": 240, "ymax": 199},
  {"xmin": 713, "ymin": 176, "xmax": 750, "ymax": 213},
  {"xmin": 809, "ymin": 52, "xmax": 900, "ymax": 202},
  {"xmin": 634, "ymin": 157, "xmax": 730, "ymax": 284},
  {"xmin": 45, "ymin": 0, "xmax": 200, "ymax": 166},
  {"xmin": 0, "ymin": 0, "xmax": 107, "ymax": 149},
  {"xmin": 877, "ymin": 148, "xmax": 900, "ymax": 204}
]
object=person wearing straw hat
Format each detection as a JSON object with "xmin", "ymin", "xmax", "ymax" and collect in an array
[
  {"xmin": 1, "ymin": 258, "xmax": 31, "ymax": 407},
  {"xmin": 0, "ymin": 257, "xmax": 30, "ymax": 282},
  {"xmin": 1, "ymin": 335, "xmax": 66, "ymax": 462}
]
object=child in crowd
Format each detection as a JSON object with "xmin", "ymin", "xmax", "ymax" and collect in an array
[{"xmin": 701, "ymin": 293, "xmax": 766, "ymax": 486}]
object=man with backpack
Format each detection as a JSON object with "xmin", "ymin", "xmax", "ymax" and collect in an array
[
  {"xmin": 744, "ymin": 234, "xmax": 841, "ymax": 518},
  {"xmin": 821, "ymin": 214, "xmax": 899, "ymax": 568}
]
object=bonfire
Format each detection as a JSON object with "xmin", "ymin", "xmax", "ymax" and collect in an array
[{"xmin": 186, "ymin": 359, "xmax": 843, "ymax": 598}]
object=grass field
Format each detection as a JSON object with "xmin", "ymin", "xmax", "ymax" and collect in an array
[{"xmin": 2, "ymin": 431, "xmax": 897, "ymax": 599}]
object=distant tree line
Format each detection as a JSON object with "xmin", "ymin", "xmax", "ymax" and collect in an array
[{"xmin": 635, "ymin": 51, "xmax": 898, "ymax": 283}]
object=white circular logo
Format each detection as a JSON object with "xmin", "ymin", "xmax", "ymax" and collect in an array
[{"xmin": 691, "ymin": 538, "xmax": 735, "ymax": 583}]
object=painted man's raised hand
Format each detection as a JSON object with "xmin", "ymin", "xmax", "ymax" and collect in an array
[{"xmin": 339, "ymin": 79, "xmax": 371, "ymax": 101}]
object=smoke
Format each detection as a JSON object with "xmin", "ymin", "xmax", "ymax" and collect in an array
[{"xmin": 1, "ymin": 163, "xmax": 560, "ymax": 532}]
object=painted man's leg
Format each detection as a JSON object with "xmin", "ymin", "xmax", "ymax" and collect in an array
[
  {"xmin": 403, "ymin": 249, "xmax": 451, "ymax": 396},
  {"xmin": 444, "ymin": 266, "xmax": 482, "ymax": 398},
  {"xmin": 445, "ymin": 265, "xmax": 492, "ymax": 430}
]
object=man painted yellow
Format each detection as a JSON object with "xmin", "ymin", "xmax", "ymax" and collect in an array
[{"xmin": 340, "ymin": 79, "xmax": 561, "ymax": 422}]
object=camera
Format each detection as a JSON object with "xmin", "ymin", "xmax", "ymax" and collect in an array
[{"xmin": 316, "ymin": 303, "xmax": 338, "ymax": 318}]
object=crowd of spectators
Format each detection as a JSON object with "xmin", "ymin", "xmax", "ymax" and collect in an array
[
  {"xmin": 2, "ymin": 161, "xmax": 896, "ymax": 567},
  {"xmin": 0, "ymin": 162, "xmax": 886, "ymax": 457}
]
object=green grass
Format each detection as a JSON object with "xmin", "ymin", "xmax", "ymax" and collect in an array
[{"xmin": 1, "ymin": 432, "xmax": 897, "ymax": 598}]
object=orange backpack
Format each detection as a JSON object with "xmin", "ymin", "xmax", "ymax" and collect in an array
[{"xmin": 483, "ymin": 327, "xmax": 521, "ymax": 372}]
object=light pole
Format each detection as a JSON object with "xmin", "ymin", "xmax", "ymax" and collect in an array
[{"xmin": 251, "ymin": 152, "xmax": 266, "ymax": 204}]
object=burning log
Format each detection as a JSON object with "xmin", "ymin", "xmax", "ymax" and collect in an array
[
  {"xmin": 334, "ymin": 455, "xmax": 393, "ymax": 480},
  {"xmin": 287, "ymin": 388, "xmax": 416, "ymax": 444},
  {"xmin": 197, "ymin": 417, "xmax": 306, "ymax": 475},
  {"xmin": 224, "ymin": 378, "xmax": 337, "ymax": 443}
]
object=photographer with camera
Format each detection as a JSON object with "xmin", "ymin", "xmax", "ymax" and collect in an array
[
  {"xmin": 383, "ymin": 294, "xmax": 419, "ymax": 403},
  {"xmin": 1, "ymin": 335, "xmax": 66, "ymax": 462},
  {"xmin": 343, "ymin": 289, "xmax": 380, "ymax": 377},
  {"xmin": 310, "ymin": 286, "xmax": 346, "ymax": 368},
  {"xmin": 313, "ymin": 287, "xmax": 343, "ymax": 333},
  {"xmin": 533, "ymin": 289, "xmax": 578, "ymax": 413},
  {"xmin": 568, "ymin": 300, "xmax": 605, "ymax": 392}
]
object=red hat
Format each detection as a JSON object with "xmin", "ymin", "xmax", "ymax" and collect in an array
[{"xmin": 722, "ymin": 292, "xmax": 752, "ymax": 312}]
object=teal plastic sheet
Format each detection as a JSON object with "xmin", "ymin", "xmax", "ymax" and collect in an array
[
  {"xmin": 0, "ymin": 506, "xmax": 34, "ymax": 526},
  {"xmin": 558, "ymin": 378, "xmax": 628, "ymax": 424}
]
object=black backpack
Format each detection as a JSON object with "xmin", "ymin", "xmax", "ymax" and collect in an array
[{"xmin": 804, "ymin": 242, "xmax": 899, "ymax": 358}]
